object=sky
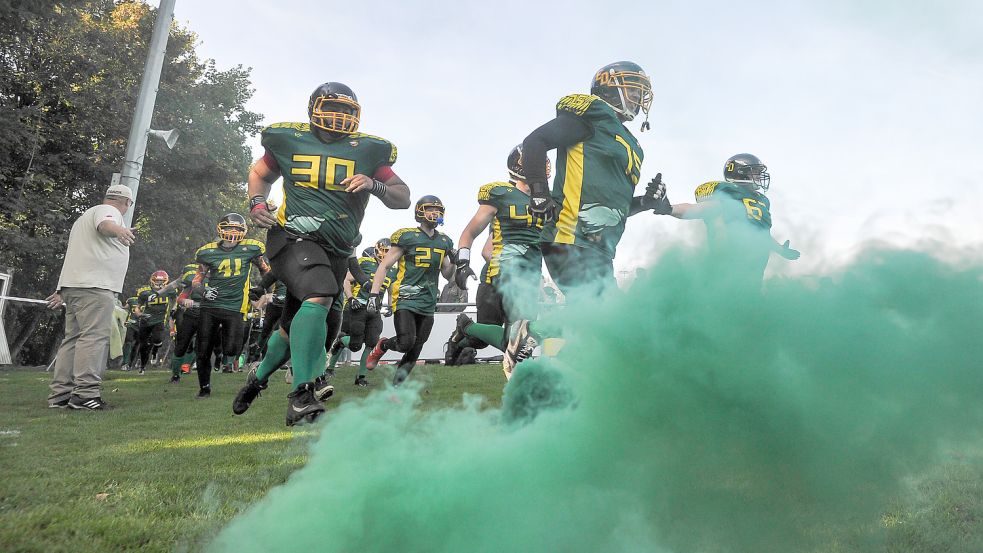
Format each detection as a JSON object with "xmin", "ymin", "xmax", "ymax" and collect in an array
[{"xmin": 167, "ymin": 0, "xmax": 983, "ymax": 278}]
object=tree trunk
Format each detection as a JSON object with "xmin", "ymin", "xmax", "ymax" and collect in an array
[{"xmin": 9, "ymin": 307, "xmax": 48, "ymax": 363}]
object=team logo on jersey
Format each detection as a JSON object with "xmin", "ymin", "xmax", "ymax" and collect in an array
[{"xmin": 349, "ymin": 140, "xmax": 359, "ymax": 147}]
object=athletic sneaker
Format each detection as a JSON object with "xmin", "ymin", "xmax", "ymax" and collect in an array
[
  {"xmin": 196, "ymin": 386, "xmax": 211, "ymax": 399},
  {"xmin": 354, "ymin": 375, "xmax": 369, "ymax": 387},
  {"xmin": 48, "ymin": 397, "xmax": 70, "ymax": 408},
  {"xmin": 67, "ymin": 395, "xmax": 112, "ymax": 411},
  {"xmin": 503, "ymin": 320, "xmax": 537, "ymax": 379},
  {"xmin": 221, "ymin": 364, "xmax": 234, "ymax": 374},
  {"xmin": 365, "ymin": 338, "xmax": 387, "ymax": 370},
  {"xmin": 120, "ymin": 364, "xmax": 130, "ymax": 372},
  {"xmin": 449, "ymin": 313, "xmax": 473, "ymax": 345},
  {"xmin": 312, "ymin": 374, "xmax": 335, "ymax": 402},
  {"xmin": 285, "ymin": 382, "xmax": 325, "ymax": 427},
  {"xmin": 138, "ymin": 366, "xmax": 145, "ymax": 375},
  {"xmin": 232, "ymin": 367, "xmax": 268, "ymax": 415},
  {"xmin": 169, "ymin": 375, "xmax": 180, "ymax": 384}
]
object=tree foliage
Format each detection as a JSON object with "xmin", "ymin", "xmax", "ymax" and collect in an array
[{"xmin": 0, "ymin": 1, "xmax": 262, "ymax": 364}]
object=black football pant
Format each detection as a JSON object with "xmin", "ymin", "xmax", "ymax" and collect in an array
[
  {"xmin": 258, "ymin": 302, "xmax": 283, "ymax": 356},
  {"xmin": 173, "ymin": 308, "xmax": 199, "ymax": 358},
  {"xmin": 195, "ymin": 307, "xmax": 244, "ymax": 389},
  {"xmin": 346, "ymin": 306, "xmax": 383, "ymax": 352},
  {"xmin": 137, "ymin": 323, "xmax": 166, "ymax": 368},
  {"xmin": 382, "ymin": 310, "xmax": 434, "ymax": 385}
]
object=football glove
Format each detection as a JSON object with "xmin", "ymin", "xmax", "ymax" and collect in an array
[
  {"xmin": 348, "ymin": 297, "xmax": 366, "ymax": 311},
  {"xmin": 644, "ymin": 173, "xmax": 672, "ymax": 215},
  {"xmin": 203, "ymin": 287, "xmax": 219, "ymax": 301},
  {"xmin": 454, "ymin": 247, "xmax": 477, "ymax": 289},
  {"xmin": 778, "ymin": 240, "xmax": 800, "ymax": 260},
  {"xmin": 380, "ymin": 306, "xmax": 392, "ymax": 317},
  {"xmin": 528, "ymin": 181, "xmax": 558, "ymax": 223},
  {"xmin": 366, "ymin": 293, "xmax": 382, "ymax": 316},
  {"xmin": 248, "ymin": 285, "xmax": 265, "ymax": 302},
  {"xmin": 147, "ymin": 293, "xmax": 158, "ymax": 303}
]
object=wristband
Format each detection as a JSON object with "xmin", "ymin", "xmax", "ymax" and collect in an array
[
  {"xmin": 457, "ymin": 247, "xmax": 471, "ymax": 263},
  {"xmin": 249, "ymin": 195, "xmax": 268, "ymax": 212},
  {"xmin": 370, "ymin": 179, "xmax": 388, "ymax": 198}
]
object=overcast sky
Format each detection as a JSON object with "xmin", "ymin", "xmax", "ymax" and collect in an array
[{"xmin": 167, "ymin": 0, "xmax": 982, "ymax": 277}]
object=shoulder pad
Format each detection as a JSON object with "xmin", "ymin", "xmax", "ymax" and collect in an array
[
  {"xmin": 478, "ymin": 182, "xmax": 511, "ymax": 202},
  {"xmin": 196, "ymin": 241, "xmax": 219, "ymax": 255},
  {"xmin": 556, "ymin": 94, "xmax": 599, "ymax": 117},
  {"xmin": 240, "ymin": 238, "xmax": 266, "ymax": 252},
  {"xmin": 357, "ymin": 256, "xmax": 375, "ymax": 264},
  {"xmin": 350, "ymin": 132, "xmax": 398, "ymax": 165},
  {"xmin": 390, "ymin": 227, "xmax": 417, "ymax": 243},
  {"xmin": 695, "ymin": 181, "xmax": 723, "ymax": 201},
  {"xmin": 263, "ymin": 122, "xmax": 310, "ymax": 133}
]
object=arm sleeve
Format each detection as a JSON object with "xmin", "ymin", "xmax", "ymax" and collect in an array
[
  {"xmin": 347, "ymin": 256, "xmax": 371, "ymax": 285},
  {"xmin": 521, "ymin": 113, "xmax": 593, "ymax": 185}
]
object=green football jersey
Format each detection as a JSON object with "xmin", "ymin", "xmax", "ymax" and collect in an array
[
  {"xmin": 694, "ymin": 181, "xmax": 773, "ymax": 230},
  {"xmin": 136, "ymin": 286, "xmax": 177, "ymax": 326},
  {"xmin": 542, "ymin": 94, "xmax": 644, "ymax": 259},
  {"xmin": 351, "ymin": 256, "xmax": 398, "ymax": 301},
  {"xmin": 389, "ymin": 227, "xmax": 454, "ymax": 315},
  {"xmin": 477, "ymin": 181, "xmax": 544, "ymax": 283},
  {"xmin": 178, "ymin": 263, "xmax": 204, "ymax": 304},
  {"xmin": 195, "ymin": 238, "xmax": 266, "ymax": 314},
  {"xmin": 261, "ymin": 122, "xmax": 397, "ymax": 256}
]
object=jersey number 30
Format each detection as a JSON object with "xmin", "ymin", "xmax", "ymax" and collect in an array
[{"xmin": 291, "ymin": 154, "xmax": 356, "ymax": 191}]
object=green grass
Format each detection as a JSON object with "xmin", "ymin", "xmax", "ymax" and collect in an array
[
  {"xmin": 0, "ymin": 363, "xmax": 505, "ymax": 553},
  {"xmin": 3, "ymin": 364, "xmax": 983, "ymax": 553}
]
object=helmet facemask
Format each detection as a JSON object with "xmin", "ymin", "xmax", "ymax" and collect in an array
[
  {"xmin": 309, "ymin": 95, "xmax": 360, "ymax": 136},
  {"xmin": 416, "ymin": 203, "xmax": 445, "ymax": 226},
  {"xmin": 217, "ymin": 221, "xmax": 247, "ymax": 243},
  {"xmin": 595, "ymin": 68, "xmax": 653, "ymax": 125}
]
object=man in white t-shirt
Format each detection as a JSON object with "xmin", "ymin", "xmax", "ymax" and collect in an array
[{"xmin": 46, "ymin": 184, "xmax": 136, "ymax": 410}]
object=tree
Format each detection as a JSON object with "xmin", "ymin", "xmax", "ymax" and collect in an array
[{"xmin": 0, "ymin": 1, "xmax": 262, "ymax": 364}]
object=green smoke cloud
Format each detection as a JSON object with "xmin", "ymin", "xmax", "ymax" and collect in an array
[{"xmin": 209, "ymin": 244, "xmax": 983, "ymax": 553}]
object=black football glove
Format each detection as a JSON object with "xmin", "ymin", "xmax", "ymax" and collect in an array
[
  {"xmin": 454, "ymin": 247, "xmax": 477, "ymax": 289},
  {"xmin": 203, "ymin": 287, "xmax": 219, "ymax": 301},
  {"xmin": 644, "ymin": 173, "xmax": 673, "ymax": 215},
  {"xmin": 366, "ymin": 293, "xmax": 382, "ymax": 316},
  {"xmin": 348, "ymin": 297, "xmax": 366, "ymax": 311},
  {"xmin": 528, "ymin": 181, "xmax": 559, "ymax": 223},
  {"xmin": 248, "ymin": 285, "xmax": 265, "ymax": 302}
]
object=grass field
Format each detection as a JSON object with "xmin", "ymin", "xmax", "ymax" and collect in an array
[
  {"xmin": 0, "ymin": 363, "xmax": 504, "ymax": 553},
  {"xmin": 3, "ymin": 363, "xmax": 983, "ymax": 552}
]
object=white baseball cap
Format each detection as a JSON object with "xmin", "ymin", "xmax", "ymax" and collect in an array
[{"xmin": 105, "ymin": 184, "xmax": 133, "ymax": 202}]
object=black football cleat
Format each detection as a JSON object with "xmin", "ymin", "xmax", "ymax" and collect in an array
[
  {"xmin": 285, "ymin": 382, "xmax": 325, "ymax": 427},
  {"xmin": 232, "ymin": 367, "xmax": 268, "ymax": 415}
]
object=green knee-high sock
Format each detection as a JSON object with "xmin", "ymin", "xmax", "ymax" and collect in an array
[
  {"xmin": 393, "ymin": 362, "xmax": 414, "ymax": 386},
  {"xmin": 122, "ymin": 341, "xmax": 134, "ymax": 365},
  {"xmin": 466, "ymin": 323, "xmax": 507, "ymax": 352},
  {"xmin": 357, "ymin": 347, "xmax": 370, "ymax": 377},
  {"xmin": 170, "ymin": 354, "xmax": 183, "ymax": 377},
  {"xmin": 289, "ymin": 301, "xmax": 329, "ymax": 391},
  {"xmin": 256, "ymin": 332, "xmax": 290, "ymax": 382},
  {"xmin": 329, "ymin": 335, "xmax": 350, "ymax": 368}
]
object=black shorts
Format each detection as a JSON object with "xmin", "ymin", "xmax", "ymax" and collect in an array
[
  {"xmin": 267, "ymin": 226, "xmax": 349, "ymax": 334},
  {"xmin": 476, "ymin": 281, "xmax": 505, "ymax": 326},
  {"xmin": 542, "ymin": 243, "xmax": 615, "ymax": 297}
]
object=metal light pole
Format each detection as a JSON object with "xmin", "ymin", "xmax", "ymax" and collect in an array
[{"xmin": 118, "ymin": 0, "xmax": 176, "ymax": 227}]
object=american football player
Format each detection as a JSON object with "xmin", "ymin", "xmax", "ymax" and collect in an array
[
  {"xmin": 237, "ymin": 82, "xmax": 410, "ymax": 425},
  {"xmin": 364, "ymin": 196, "xmax": 455, "ymax": 386},
  {"xmin": 505, "ymin": 61, "xmax": 665, "ymax": 371},
  {"xmin": 135, "ymin": 270, "xmax": 178, "ymax": 375},
  {"xmin": 188, "ymin": 213, "xmax": 270, "ymax": 397},
  {"xmin": 662, "ymin": 153, "xmax": 799, "ymax": 285}
]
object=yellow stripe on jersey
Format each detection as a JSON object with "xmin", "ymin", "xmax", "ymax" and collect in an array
[
  {"xmin": 239, "ymin": 275, "xmax": 250, "ymax": 315},
  {"xmin": 695, "ymin": 181, "xmax": 720, "ymax": 202},
  {"xmin": 391, "ymin": 257, "xmax": 407, "ymax": 311},
  {"xmin": 277, "ymin": 199, "xmax": 287, "ymax": 226},
  {"xmin": 555, "ymin": 142, "xmax": 585, "ymax": 245},
  {"xmin": 487, "ymin": 219, "xmax": 503, "ymax": 281}
]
